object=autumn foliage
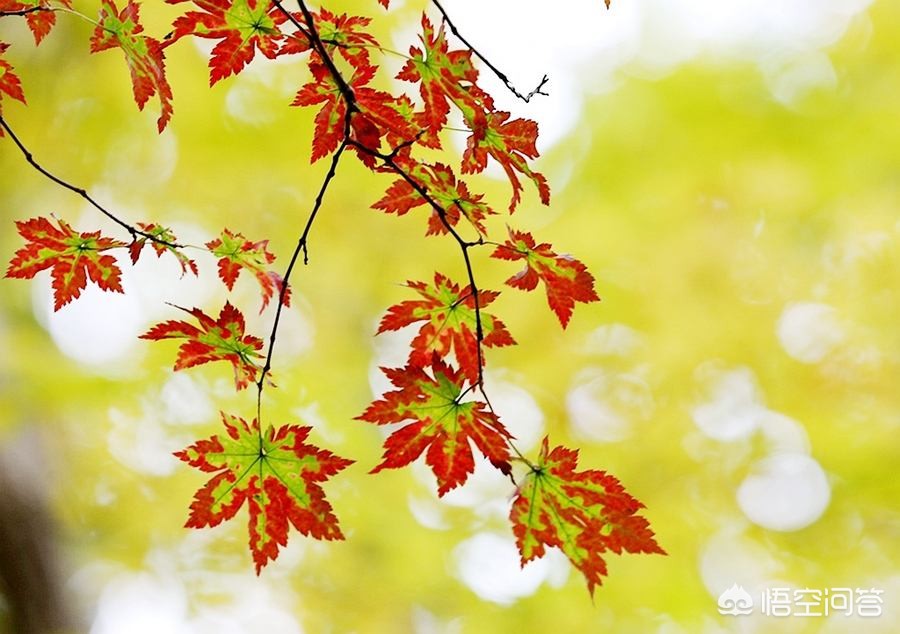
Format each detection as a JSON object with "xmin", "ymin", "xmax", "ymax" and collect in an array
[{"xmin": 1, "ymin": 0, "xmax": 663, "ymax": 596}]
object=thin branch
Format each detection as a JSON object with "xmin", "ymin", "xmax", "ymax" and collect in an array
[
  {"xmin": 0, "ymin": 7, "xmax": 51, "ymax": 17},
  {"xmin": 0, "ymin": 115, "xmax": 182, "ymax": 248},
  {"xmin": 431, "ymin": 0, "xmax": 549, "ymax": 103},
  {"xmin": 255, "ymin": 0, "xmax": 359, "ymax": 429},
  {"xmin": 256, "ymin": 141, "xmax": 347, "ymax": 421}
]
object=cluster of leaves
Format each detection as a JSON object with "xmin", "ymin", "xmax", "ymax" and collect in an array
[{"xmin": 1, "ymin": 0, "xmax": 663, "ymax": 595}]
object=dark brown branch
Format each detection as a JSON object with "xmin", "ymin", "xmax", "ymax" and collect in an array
[
  {"xmin": 0, "ymin": 7, "xmax": 51, "ymax": 17},
  {"xmin": 431, "ymin": 0, "xmax": 550, "ymax": 103},
  {"xmin": 255, "ymin": 1, "xmax": 360, "ymax": 425},
  {"xmin": 0, "ymin": 115, "xmax": 182, "ymax": 248},
  {"xmin": 256, "ymin": 141, "xmax": 347, "ymax": 418}
]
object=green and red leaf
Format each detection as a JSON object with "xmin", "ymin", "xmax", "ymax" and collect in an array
[
  {"xmin": 176, "ymin": 412, "xmax": 353, "ymax": 573},
  {"xmin": 292, "ymin": 61, "xmax": 414, "ymax": 163},
  {"xmin": 5, "ymin": 216, "xmax": 127, "ymax": 310},
  {"xmin": 373, "ymin": 161, "xmax": 494, "ymax": 236},
  {"xmin": 357, "ymin": 357, "xmax": 512, "ymax": 495},
  {"xmin": 140, "ymin": 302, "xmax": 264, "ymax": 390},
  {"xmin": 165, "ymin": 0, "xmax": 287, "ymax": 85},
  {"xmin": 206, "ymin": 228, "xmax": 289, "ymax": 311},
  {"xmin": 491, "ymin": 227, "xmax": 599, "ymax": 327},
  {"xmin": 462, "ymin": 111, "xmax": 549, "ymax": 212},
  {"xmin": 292, "ymin": 61, "xmax": 356, "ymax": 161},
  {"xmin": 510, "ymin": 437, "xmax": 666, "ymax": 596},
  {"xmin": 281, "ymin": 8, "xmax": 378, "ymax": 72},
  {"xmin": 377, "ymin": 272, "xmax": 514, "ymax": 384},
  {"xmin": 129, "ymin": 222, "xmax": 198, "ymax": 276},
  {"xmin": 90, "ymin": 0, "xmax": 173, "ymax": 132},
  {"xmin": 396, "ymin": 15, "xmax": 492, "ymax": 140},
  {"xmin": 0, "ymin": 41, "xmax": 26, "ymax": 130}
]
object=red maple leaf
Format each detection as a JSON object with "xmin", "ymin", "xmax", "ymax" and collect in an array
[
  {"xmin": 140, "ymin": 302, "xmax": 264, "ymax": 390},
  {"xmin": 128, "ymin": 222, "xmax": 198, "ymax": 277},
  {"xmin": 292, "ymin": 60, "xmax": 415, "ymax": 164},
  {"xmin": 491, "ymin": 227, "xmax": 599, "ymax": 328},
  {"xmin": 176, "ymin": 412, "xmax": 353, "ymax": 573},
  {"xmin": 165, "ymin": 0, "xmax": 288, "ymax": 85},
  {"xmin": 0, "ymin": 41, "xmax": 26, "ymax": 132},
  {"xmin": 462, "ymin": 111, "xmax": 549, "ymax": 212},
  {"xmin": 5, "ymin": 216, "xmax": 127, "ymax": 310},
  {"xmin": 205, "ymin": 228, "xmax": 289, "ymax": 311},
  {"xmin": 292, "ymin": 61, "xmax": 360, "ymax": 162},
  {"xmin": 377, "ymin": 272, "xmax": 514, "ymax": 384},
  {"xmin": 396, "ymin": 15, "xmax": 492, "ymax": 140},
  {"xmin": 280, "ymin": 8, "xmax": 378, "ymax": 72},
  {"xmin": 357, "ymin": 357, "xmax": 512, "ymax": 496},
  {"xmin": 90, "ymin": 0, "xmax": 174, "ymax": 132},
  {"xmin": 510, "ymin": 437, "xmax": 666, "ymax": 596},
  {"xmin": 0, "ymin": 0, "xmax": 72, "ymax": 45},
  {"xmin": 373, "ymin": 161, "xmax": 495, "ymax": 236}
]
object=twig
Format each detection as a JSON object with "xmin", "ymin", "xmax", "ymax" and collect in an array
[
  {"xmin": 0, "ymin": 7, "xmax": 51, "ymax": 17},
  {"xmin": 255, "ymin": 141, "xmax": 347, "ymax": 420},
  {"xmin": 0, "ymin": 115, "xmax": 182, "ymax": 248},
  {"xmin": 431, "ymin": 0, "xmax": 549, "ymax": 103}
]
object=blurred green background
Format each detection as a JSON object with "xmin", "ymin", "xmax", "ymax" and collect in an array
[{"xmin": 1, "ymin": 0, "xmax": 897, "ymax": 632}]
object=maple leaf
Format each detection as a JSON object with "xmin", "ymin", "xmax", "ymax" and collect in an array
[
  {"xmin": 0, "ymin": 41, "xmax": 26, "ymax": 132},
  {"xmin": 165, "ymin": 0, "xmax": 287, "ymax": 85},
  {"xmin": 462, "ymin": 111, "xmax": 549, "ymax": 212},
  {"xmin": 128, "ymin": 222, "xmax": 198, "ymax": 276},
  {"xmin": 397, "ymin": 15, "xmax": 492, "ymax": 139},
  {"xmin": 377, "ymin": 272, "xmax": 514, "ymax": 384},
  {"xmin": 5, "ymin": 216, "xmax": 127, "ymax": 310},
  {"xmin": 373, "ymin": 161, "xmax": 495, "ymax": 236},
  {"xmin": 176, "ymin": 412, "xmax": 353, "ymax": 573},
  {"xmin": 292, "ymin": 61, "xmax": 360, "ymax": 161},
  {"xmin": 510, "ymin": 437, "xmax": 665, "ymax": 596},
  {"xmin": 90, "ymin": 0, "xmax": 173, "ymax": 132},
  {"xmin": 205, "ymin": 228, "xmax": 290, "ymax": 311},
  {"xmin": 140, "ymin": 302, "xmax": 264, "ymax": 390},
  {"xmin": 357, "ymin": 357, "xmax": 512, "ymax": 495},
  {"xmin": 0, "ymin": 0, "xmax": 72, "ymax": 45},
  {"xmin": 491, "ymin": 227, "xmax": 599, "ymax": 328},
  {"xmin": 293, "ymin": 61, "xmax": 413, "ymax": 163},
  {"xmin": 280, "ymin": 8, "xmax": 378, "ymax": 72}
]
